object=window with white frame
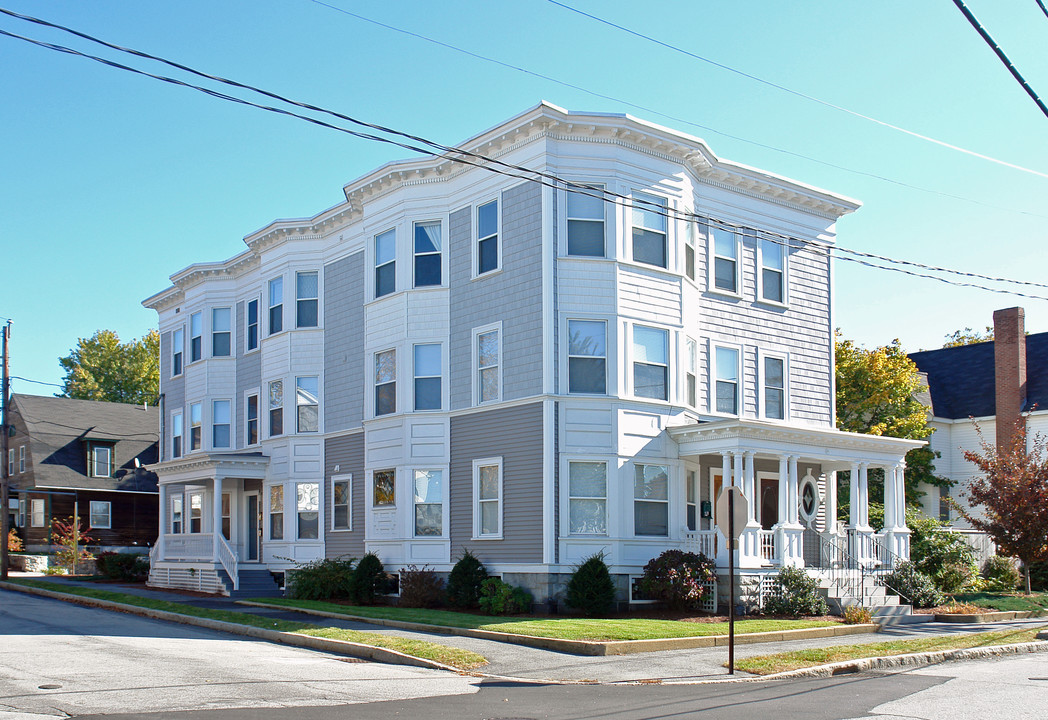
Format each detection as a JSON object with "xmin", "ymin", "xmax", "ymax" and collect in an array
[
  {"xmin": 171, "ymin": 495, "xmax": 183, "ymax": 534},
  {"xmin": 332, "ymin": 476, "xmax": 351, "ymax": 530},
  {"xmin": 19, "ymin": 445, "xmax": 25, "ymax": 473},
  {"xmin": 634, "ymin": 463, "xmax": 669, "ymax": 536},
  {"xmin": 189, "ymin": 493, "xmax": 202, "ymax": 533},
  {"xmin": 89, "ymin": 444, "xmax": 112, "ymax": 478},
  {"xmin": 711, "ymin": 226, "xmax": 739, "ymax": 294},
  {"xmin": 212, "ymin": 399, "xmax": 231, "ymax": 448},
  {"xmin": 190, "ymin": 402, "xmax": 202, "ymax": 451},
  {"xmin": 413, "ymin": 343, "xmax": 441, "ymax": 411},
  {"xmin": 633, "ymin": 326, "xmax": 668, "ymax": 400},
  {"xmin": 172, "ymin": 327, "xmax": 184, "ymax": 376},
  {"xmin": 568, "ymin": 320, "xmax": 606, "ymax": 394},
  {"xmin": 221, "ymin": 493, "xmax": 231, "ymax": 539},
  {"xmin": 686, "ymin": 470, "xmax": 698, "ymax": 532},
  {"xmin": 758, "ymin": 238, "xmax": 785, "ymax": 303},
  {"xmin": 296, "ymin": 271, "xmax": 319, "ymax": 327},
  {"xmin": 413, "ymin": 469, "xmax": 443, "ymax": 537},
  {"xmin": 473, "ymin": 458, "xmax": 502, "ymax": 538},
  {"xmin": 17, "ymin": 498, "xmax": 24, "ymax": 528},
  {"xmin": 414, "ymin": 221, "xmax": 442, "ymax": 287},
  {"xmin": 684, "ymin": 215, "xmax": 697, "ymax": 281},
  {"xmin": 269, "ymin": 380, "xmax": 283, "ymax": 436},
  {"xmin": 763, "ymin": 355, "xmax": 786, "ymax": 420},
  {"xmin": 171, "ymin": 411, "xmax": 183, "ymax": 459},
  {"xmin": 296, "ymin": 376, "xmax": 319, "ymax": 432},
  {"xmin": 190, "ymin": 311, "xmax": 203, "ymax": 362},
  {"xmin": 477, "ymin": 199, "xmax": 499, "ymax": 275},
  {"xmin": 568, "ymin": 461, "xmax": 607, "ymax": 535},
  {"xmin": 297, "ymin": 482, "xmax": 319, "ymax": 539},
  {"xmin": 375, "ymin": 229, "xmax": 396, "ymax": 298},
  {"xmin": 269, "ymin": 485, "xmax": 284, "ymax": 539},
  {"xmin": 476, "ymin": 328, "xmax": 500, "ymax": 404},
  {"xmin": 246, "ymin": 393, "xmax": 259, "ymax": 445},
  {"xmin": 631, "ymin": 192, "xmax": 667, "ymax": 268},
  {"xmin": 30, "ymin": 498, "xmax": 45, "ymax": 527},
  {"xmin": 212, "ymin": 307, "xmax": 231, "ymax": 357},
  {"xmin": 268, "ymin": 277, "xmax": 283, "ymax": 334},
  {"xmin": 373, "ymin": 469, "xmax": 395, "ymax": 507},
  {"xmin": 715, "ymin": 346, "xmax": 740, "ymax": 415},
  {"xmin": 566, "ymin": 184, "xmax": 605, "ymax": 257},
  {"xmin": 685, "ymin": 337, "xmax": 698, "ymax": 407},
  {"xmin": 375, "ymin": 349, "xmax": 396, "ymax": 416},
  {"xmin": 246, "ymin": 298, "xmax": 259, "ymax": 351},
  {"xmin": 7, "ymin": 449, "xmax": 12, "ymax": 477}
]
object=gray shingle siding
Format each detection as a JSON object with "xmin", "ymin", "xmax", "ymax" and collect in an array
[
  {"xmin": 324, "ymin": 431, "xmax": 365, "ymax": 558},
  {"xmin": 324, "ymin": 252, "xmax": 365, "ymax": 431}
]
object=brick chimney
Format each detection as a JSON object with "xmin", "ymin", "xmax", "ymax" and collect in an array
[{"xmin": 993, "ymin": 306, "xmax": 1027, "ymax": 451}]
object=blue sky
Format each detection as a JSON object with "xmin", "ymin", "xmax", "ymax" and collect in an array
[{"xmin": 2, "ymin": 0, "xmax": 1046, "ymax": 394}]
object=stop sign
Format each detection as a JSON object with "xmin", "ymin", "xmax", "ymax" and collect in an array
[{"xmin": 715, "ymin": 485, "xmax": 748, "ymax": 541}]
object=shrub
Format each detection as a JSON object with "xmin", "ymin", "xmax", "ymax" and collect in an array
[
  {"xmin": 478, "ymin": 577, "xmax": 533, "ymax": 615},
  {"xmin": 286, "ymin": 557, "xmax": 356, "ymax": 600},
  {"xmin": 565, "ymin": 552, "xmax": 617, "ymax": 617},
  {"xmin": 938, "ymin": 601, "xmax": 983, "ymax": 614},
  {"xmin": 446, "ymin": 550, "xmax": 488, "ymax": 609},
  {"xmin": 639, "ymin": 550, "xmax": 716, "ymax": 611},
  {"xmin": 906, "ymin": 512, "xmax": 979, "ymax": 591},
  {"xmin": 982, "ymin": 555, "xmax": 1021, "ymax": 592},
  {"xmin": 1027, "ymin": 560, "xmax": 1048, "ymax": 592},
  {"xmin": 8, "ymin": 529, "xmax": 24, "ymax": 552},
  {"xmin": 95, "ymin": 551, "xmax": 149, "ymax": 581},
  {"xmin": 883, "ymin": 561, "xmax": 945, "ymax": 608},
  {"xmin": 842, "ymin": 605, "xmax": 873, "ymax": 624},
  {"xmin": 398, "ymin": 565, "xmax": 445, "ymax": 608},
  {"xmin": 50, "ymin": 516, "xmax": 93, "ymax": 575},
  {"xmin": 762, "ymin": 566, "xmax": 828, "ymax": 617},
  {"xmin": 935, "ymin": 562, "xmax": 977, "ymax": 594},
  {"xmin": 349, "ymin": 553, "xmax": 389, "ymax": 605}
]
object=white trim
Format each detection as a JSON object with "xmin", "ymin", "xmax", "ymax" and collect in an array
[
  {"xmin": 472, "ymin": 322, "xmax": 503, "ymax": 406},
  {"xmin": 295, "ymin": 374, "xmax": 321, "ymax": 434},
  {"xmin": 711, "ymin": 342, "xmax": 742, "ymax": 417},
  {"xmin": 188, "ymin": 401, "xmax": 203, "ymax": 453},
  {"xmin": 411, "ymin": 467, "xmax": 448, "ymax": 539},
  {"xmin": 472, "ymin": 456, "xmax": 503, "ymax": 540},
  {"xmin": 632, "ymin": 461, "xmax": 671, "ymax": 538},
  {"xmin": 707, "ymin": 224, "xmax": 742, "ymax": 298},
  {"xmin": 188, "ymin": 310, "xmax": 203, "ymax": 364},
  {"xmin": 412, "ymin": 342, "xmax": 444, "ymax": 412},
  {"xmin": 756, "ymin": 236, "xmax": 788, "ymax": 307},
  {"xmin": 267, "ymin": 275, "xmax": 285, "ymax": 336},
  {"xmin": 267, "ymin": 378, "xmax": 285, "ymax": 438},
  {"xmin": 473, "ymin": 195, "xmax": 502, "ymax": 278},
  {"xmin": 244, "ymin": 294, "xmax": 261, "ymax": 353},
  {"xmin": 330, "ymin": 473, "xmax": 353, "ymax": 532},
  {"xmin": 373, "ymin": 346, "xmax": 397, "ymax": 418},
  {"xmin": 682, "ymin": 207, "xmax": 698, "ymax": 284},
  {"xmin": 294, "ymin": 269, "xmax": 321, "ymax": 329},
  {"xmin": 370, "ymin": 467, "xmax": 397, "ymax": 509},
  {"xmin": 244, "ymin": 388, "xmax": 261, "ymax": 447},
  {"xmin": 412, "ymin": 219, "xmax": 445, "ymax": 289},
  {"xmin": 210, "ymin": 305, "xmax": 234, "ymax": 358},
  {"xmin": 758, "ymin": 349, "xmax": 789, "ymax": 422},
  {"xmin": 562, "ymin": 182, "xmax": 607, "ymax": 258},
  {"xmin": 684, "ymin": 335, "xmax": 699, "ymax": 409},
  {"xmin": 566, "ymin": 317, "xmax": 609, "ymax": 396},
  {"xmin": 562, "ymin": 456, "xmax": 610, "ymax": 537},
  {"xmin": 171, "ymin": 325, "xmax": 184, "ymax": 377},
  {"xmin": 755, "ymin": 470, "xmax": 780, "ymax": 528},
  {"xmin": 373, "ymin": 227, "xmax": 397, "ymax": 299},
  {"xmin": 631, "ymin": 323, "xmax": 670, "ymax": 402},
  {"xmin": 294, "ymin": 480, "xmax": 322, "ymax": 541},
  {"xmin": 629, "ymin": 190, "xmax": 668, "ymax": 269},
  {"xmin": 542, "ymin": 184, "xmax": 554, "ymax": 394}
]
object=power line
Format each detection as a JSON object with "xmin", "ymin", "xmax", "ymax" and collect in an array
[
  {"xmin": 1039, "ymin": 0, "xmax": 1048, "ymax": 21},
  {"xmin": 11, "ymin": 376, "xmax": 63, "ymax": 389},
  {"xmin": 548, "ymin": 0, "xmax": 1048, "ymax": 179}
]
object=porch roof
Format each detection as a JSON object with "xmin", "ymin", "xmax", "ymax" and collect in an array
[
  {"xmin": 151, "ymin": 451, "xmax": 269, "ymax": 486},
  {"xmin": 667, "ymin": 419, "xmax": 924, "ymax": 469}
]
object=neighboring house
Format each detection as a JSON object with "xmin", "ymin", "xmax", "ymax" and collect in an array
[
  {"xmin": 144, "ymin": 103, "xmax": 920, "ymax": 605},
  {"xmin": 909, "ymin": 307, "xmax": 1047, "ymax": 534},
  {"xmin": 7, "ymin": 394, "xmax": 159, "ymax": 552}
]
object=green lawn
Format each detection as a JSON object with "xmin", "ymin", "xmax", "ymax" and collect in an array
[
  {"xmin": 255, "ymin": 598, "xmax": 840, "ymax": 642},
  {"xmin": 6, "ymin": 579, "xmax": 486, "ymax": 670},
  {"xmin": 735, "ymin": 625, "xmax": 1048, "ymax": 675},
  {"xmin": 951, "ymin": 592, "xmax": 1048, "ymax": 614}
]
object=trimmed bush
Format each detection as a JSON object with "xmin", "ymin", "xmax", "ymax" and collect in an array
[
  {"xmin": 398, "ymin": 565, "xmax": 446, "ymax": 608},
  {"xmin": 95, "ymin": 551, "xmax": 149, "ymax": 581},
  {"xmin": 639, "ymin": 549, "xmax": 716, "ymax": 611},
  {"xmin": 566, "ymin": 551, "xmax": 616, "ymax": 616},
  {"xmin": 762, "ymin": 566, "xmax": 828, "ymax": 617},
  {"xmin": 349, "ymin": 553, "xmax": 389, "ymax": 605},
  {"xmin": 981, "ymin": 555, "xmax": 1021, "ymax": 592},
  {"xmin": 286, "ymin": 557, "xmax": 356, "ymax": 600},
  {"xmin": 478, "ymin": 577, "xmax": 533, "ymax": 615},
  {"xmin": 446, "ymin": 550, "xmax": 488, "ymax": 609},
  {"xmin": 883, "ymin": 561, "xmax": 945, "ymax": 608}
]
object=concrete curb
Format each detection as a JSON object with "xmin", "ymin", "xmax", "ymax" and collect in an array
[
  {"xmin": 0, "ymin": 581, "xmax": 466, "ymax": 674},
  {"xmin": 237, "ymin": 601, "xmax": 878, "ymax": 656},
  {"xmin": 933, "ymin": 609, "xmax": 1046, "ymax": 623}
]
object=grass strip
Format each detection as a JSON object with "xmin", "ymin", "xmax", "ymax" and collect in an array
[
  {"xmin": 951, "ymin": 592, "xmax": 1048, "ymax": 614},
  {"xmin": 7, "ymin": 579, "xmax": 486, "ymax": 670},
  {"xmin": 257, "ymin": 598, "xmax": 839, "ymax": 641},
  {"xmin": 735, "ymin": 625, "xmax": 1048, "ymax": 675}
]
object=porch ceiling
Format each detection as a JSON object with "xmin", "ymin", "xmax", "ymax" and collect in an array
[{"xmin": 151, "ymin": 451, "xmax": 270, "ymax": 485}]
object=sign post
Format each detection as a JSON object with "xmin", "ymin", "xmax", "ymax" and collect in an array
[{"xmin": 716, "ymin": 485, "xmax": 747, "ymax": 675}]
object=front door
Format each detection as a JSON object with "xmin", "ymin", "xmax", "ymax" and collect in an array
[
  {"xmin": 759, "ymin": 478, "xmax": 778, "ymax": 530},
  {"xmin": 246, "ymin": 493, "xmax": 261, "ymax": 561}
]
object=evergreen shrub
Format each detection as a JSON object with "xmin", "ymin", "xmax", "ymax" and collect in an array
[
  {"xmin": 285, "ymin": 557, "xmax": 356, "ymax": 600},
  {"xmin": 565, "ymin": 551, "xmax": 616, "ymax": 616},
  {"xmin": 762, "ymin": 566, "xmax": 828, "ymax": 617},
  {"xmin": 446, "ymin": 549, "xmax": 488, "ymax": 609}
]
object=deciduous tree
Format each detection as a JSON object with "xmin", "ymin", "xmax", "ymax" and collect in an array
[
  {"xmin": 942, "ymin": 326, "xmax": 993, "ymax": 348},
  {"xmin": 59, "ymin": 329, "xmax": 159, "ymax": 405}
]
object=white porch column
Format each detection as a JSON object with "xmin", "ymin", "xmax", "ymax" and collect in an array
[
  {"xmin": 848, "ymin": 462, "xmax": 860, "ymax": 528},
  {"xmin": 213, "ymin": 476, "xmax": 223, "ymax": 562},
  {"xmin": 787, "ymin": 456, "xmax": 799, "ymax": 525},
  {"xmin": 743, "ymin": 452, "xmax": 757, "ymax": 525},
  {"xmin": 156, "ymin": 483, "xmax": 167, "ymax": 561},
  {"xmin": 883, "ymin": 464, "xmax": 897, "ymax": 530},
  {"xmin": 732, "ymin": 452, "xmax": 744, "ymax": 488},
  {"xmin": 857, "ymin": 463, "xmax": 870, "ymax": 530},
  {"xmin": 852, "ymin": 462, "xmax": 875, "ymax": 566},
  {"xmin": 823, "ymin": 471, "xmax": 838, "ymax": 535},
  {"xmin": 776, "ymin": 456, "xmax": 788, "ymax": 526},
  {"xmin": 721, "ymin": 453, "xmax": 732, "ymax": 488},
  {"xmin": 883, "ymin": 464, "xmax": 911, "ymax": 561},
  {"xmin": 780, "ymin": 455, "xmax": 804, "ymax": 566}
]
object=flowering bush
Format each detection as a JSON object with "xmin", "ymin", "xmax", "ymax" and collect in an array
[{"xmin": 639, "ymin": 549, "xmax": 716, "ymax": 611}]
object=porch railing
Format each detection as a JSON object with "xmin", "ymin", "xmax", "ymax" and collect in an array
[
  {"xmin": 216, "ymin": 533, "xmax": 239, "ymax": 592},
  {"xmin": 758, "ymin": 530, "xmax": 776, "ymax": 562},
  {"xmin": 161, "ymin": 533, "xmax": 214, "ymax": 561},
  {"xmin": 682, "ymin": 529, "xmax": 718, "ymax": 558}
]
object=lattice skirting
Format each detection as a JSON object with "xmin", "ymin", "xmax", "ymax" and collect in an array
[{"xmin": 148, "ymin": 565, "xmax": 226, "ymax": 595}]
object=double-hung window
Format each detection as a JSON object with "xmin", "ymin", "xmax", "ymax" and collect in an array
[
  {"xmin": 89, "ymin": 444, "xmax": 111, "ymax": 478},
  {"xmin": 296, "ymin": 376, "xmax": 319, "ymax": 432},
  {"xmin": 712, "ymin": 227, "xmax": 739, "ymax": 294},
  {"xmin": 414, "ymin": 221, "xmax": 441, "ymax": 287},
  {"xmin": 189, "ymin": 402, "xmax": 202, "ymax": 451},
  {"xmin": 763, "ymin": 355, "xmax": 786, "ymax": 420},
  {"xmin": 246, "ymin": 299, "xmax": 259, "ymax": 351},
  {"xmin": 297, "ymin": 482, "xmax": 319, "ymax": 539},
  {"xmin": 685, "ymin": 337, "xmax": 698, "ymax": 407},
  {"xmin": 633, "ymin": 326, "xmax": 668, "ymax": 400},
  {"xmin": 212, "ymin": 399, "xmax": 231, "ymax": 448},
  {"xmin": 473, "ymin": 458, "xmax": 502, "ymax": 538},
  {"xmin": 684, "ymin": 214, "xmax": 698, "ymax": 281},
  {"xmin": 172, "ymin": 327, "xmax": 184, "ymax": 376},
  {"xmin": 171, "ymin": 495, "xmax": 183, "ymax": 534},
  {"xmin": 634, "ymin": 464, "xmax": 669, "ymax": 536},
  {"xmin": 715, "ymin": 346, "xmax": 740, "ymax": 415},
  {"xmin": 373, "ymin": 469, "xmax": 395, "ymax": 507},
  {"xmin": 212, "ymin": 307, "xmax": 231, "ymax": 357},
  {"xmin": 18, "ymin": 445, "xmax": 25, "ymax": 473},
  {"xmin": 759, "ymin": 238, "xmax": 785, "ymax": 303},
  {"xmin": 6, "ymin": 450, "xmax": 11, "ymax": 477},
  {"xmin": 30, "ymin": 498, "xmax": 45, "ymax": 528},
  {"xmin": 375, "ymin": 350, "xmax": 396, "ymax": 416},
  {"xmin": 413, "ymin": 344, "xmax": 441, "ymax": 411},
  {"xmin": 476, "ymin": 328, "xmax": 500, "ymax": 404},
  {"xmin": 375, "ymin": 229, "xmax": 396, "ymax": 298},
  {"xmin": 568, "ymin": 320, "xmax": 606, "ymax": 394},
  {"xmin": 686, "ymin": 471, "xmax": 698, "ymax": 532},
  {"xmin": 171, "ymin": 411, "xmax": 183, "ymax": 459},
  {"xmin": 568, "ymin": 461, "xmax": 607, "ymax": 535},
  {"xmin": 268, "ymin": 277, "xmax": 283, "ymax": 335},
  {"xmin": 189, "ymin": 493, "xmax": 202, "ymax": 533},
  {"xmin": 566, "ymin": 184, "xmax": 605, "ymax": 257},
  {"xmin": 246, "ymin": 393, "xmax": 259, "ymax": 445},
  {"xmin": 631, "ymin": 193, "xmax": 667, "ymax": 268},
  {"xmin": 413, "ymin": 469, "xmax": 443, "ymax": 537},
  {"xmin": 269, "ymin": 485, "xmax": 284, "ymax": 539},
  {"xmin": 189, "ymin": 312, "xmax": 203, "ymax": 362},
  {"xmin": 296, "ymin": 271, "xmax": 319, "ymax": 327},
  {"xmin": 332, "ymin": 476, "xmax": 351, "ymax": 530},
  {"xmin": 477, "ymin": 199, "xmax": 499, "ymax": 275},
  {"xmin": 269, "ymin": 380, "xmax": 283, "ymax": 436}
]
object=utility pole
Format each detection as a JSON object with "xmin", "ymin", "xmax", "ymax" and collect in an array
[{"xmin": 2, "ymin": 321, "xmax": 11, "ymax": 581}]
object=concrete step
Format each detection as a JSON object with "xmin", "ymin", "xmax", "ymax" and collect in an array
[{"xmin": 872, "ymin": 605, "xmax": 934, "ymax": 625}]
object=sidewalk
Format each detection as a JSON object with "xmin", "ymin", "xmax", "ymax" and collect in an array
[{"xmin": 11, "ymin": 574, "xmax": 1048, "ymax": 683}]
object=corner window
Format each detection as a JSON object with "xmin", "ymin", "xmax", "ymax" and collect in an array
[
  {"xmin": 375, "ymin": 349, "xmax": 396, "ymax": 416},
  {"xmin": 269, "ymin": 485, "xmax": 284, "ymax": 539},
  {"xmin": 189, "ymin": 402, "xmax": 202, "ymax": 451},
  {"xmin": 476, "ymin": 327, "xmax": 500, "ymax": 404},
  {"xmin": 171, "ymin": 411, "xmax": 183, "ymax": 459},
  {"xmin": 269, "ymin": 380, "xmax": 283, "ymax": 436},
  {"xmin": 332, "ymin": 476, "xmax": 351, "ymax": 530},
  {"xmin": 473, "ymin": 458, "xmax": 502, "ymax": 538},
  {"xmin": 477, "ymin": 199, "xmax": 499, "ymax": 275},
  {"xmin": 297, "ymin": 482, "xmax": 319, "ymax": 540},
  {"xmin": 414, "ymin": 221, "xmax": 442, "ymax": 287},
  {"xmin": 171, "ymin": 495, "xmax": 183, "ymax": 534},
  {"xmin": 246, "ymin": 299, "xmax": 259, "ymax": 351},
  {"xmin": 296, "ymin": 271, "xmax": 319, "ymax": 327},
  {"xmin": 715, "ymin": 346, "xmax": 740, "ymax": 415},
  {"xmin": 413, "ymin": 344, "xmax": 442, "ymax": 411},
  {"xmin": 30, "ymin": 498, "xmax": 45, "ymax": 528},
  {"xmin": 633, "ymin": 326, "xmax": 668, "ymax": 400},
  {"xmin": 711, "ymin": 227, "xmax": 739, "ymax": 294},
  {"xmin": 212, "ymin": 399, "xmax": 231, "ymax": 449},
  {"xmin": 189, "ymin": 493, "xmax": 203, "ymax": 533},
  {"xmin": 413, "ymin": 469, "xmax": 443, "ymax": 537},
  {"xmin": 375, "ymin": 229, "xmax": 396, "ymax": 298},
  {"xmin": 190, "ymin": 311, "xmax": 203, "ymax": 362},
  {"xmin": 246, "ymin": 393, "xmax": 259, "ymax": 445},
  {"xmin": 172, "ymin": 327, "xmax": 184, "ymax": 376},
  {"xmin": 634, "ymin": 464, "xmax": 669, "ymax": 536},
  {"xmin": 684, "ymin": 215, "xmax": 697, "ymax": 281},
  {"xmin": 568, "ymin": 320, "xmax": 606, "ymax": 394},
  {"xmin": 631, "ymin": 193, "xmax": 667, "ymax": 268},
  {"xmin": 268, "ymin": 277, "xmax": 283, "ymax": 335},
  {"xmin": 89, "ymin": 445, "xmax": 112, "ymax": 478},
  {"xmin": 296, "ymin": 376, "xmax": 319, "ymax": 433},
  {"xmin": 566, "ymin": 184, "xmax": 605, "ymax": 257},
  {"xmin": 568, "ymin": 461, "xmax": 607, "ymax": 535},
  {"xmin": 373, "ymin": 469, "xmax": 395, "ymax": 507},
  {"xmin": 212, "ymin": 307, "xmax": 231, "ymax": 357},
  {"xmin": 763, "ymin": 355, "xmax": 786, "ymax": 420},
  {"xmin": 685, "ymin": 337, "xmax": 697, "ymax": 407},
  {"xmin": 759, "ymin": 238, "xmax": 785, "ymax": 303}
]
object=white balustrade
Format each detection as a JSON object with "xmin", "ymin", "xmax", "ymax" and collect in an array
[
  {"xmin": 682, "ymin": 529, "xmax": 718, "ymax": 559},
  {"xmin": 160, "ymin": 533, "xmax": 214, "ymax": 561}
]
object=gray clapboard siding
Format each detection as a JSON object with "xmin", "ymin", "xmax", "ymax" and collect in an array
[
  {"xmin": 449, "ymin": 402, "xmax": 544, "ymax": 564},
  {"xmin": 235, "ymin": 299, "xmax": 261, "ymax": 449},
  {"xmin": 324, "ymin": 431, "xmax": 365, "ymax": 558},
  {"xmin": 324, "ymin": 252, "xmax": 365, "ymax": 431}
]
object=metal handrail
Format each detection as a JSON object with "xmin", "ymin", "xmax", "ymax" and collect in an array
[{"xmin": 819, "ymin": 533, "xmax": 874, "ymax": 608}]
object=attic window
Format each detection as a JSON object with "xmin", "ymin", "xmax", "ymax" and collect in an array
[{"xmin": 89, "ymin": 444, "xmax": 112, "ymax": 478}]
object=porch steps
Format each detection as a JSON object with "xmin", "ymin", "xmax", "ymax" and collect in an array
[
  {"xmin": 224, "ymin": 568, "xmax": 283, "ymax": 599},
  {"xmin": 814, "ymin": 573, "xmax": 930, "ymax": 624}
]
